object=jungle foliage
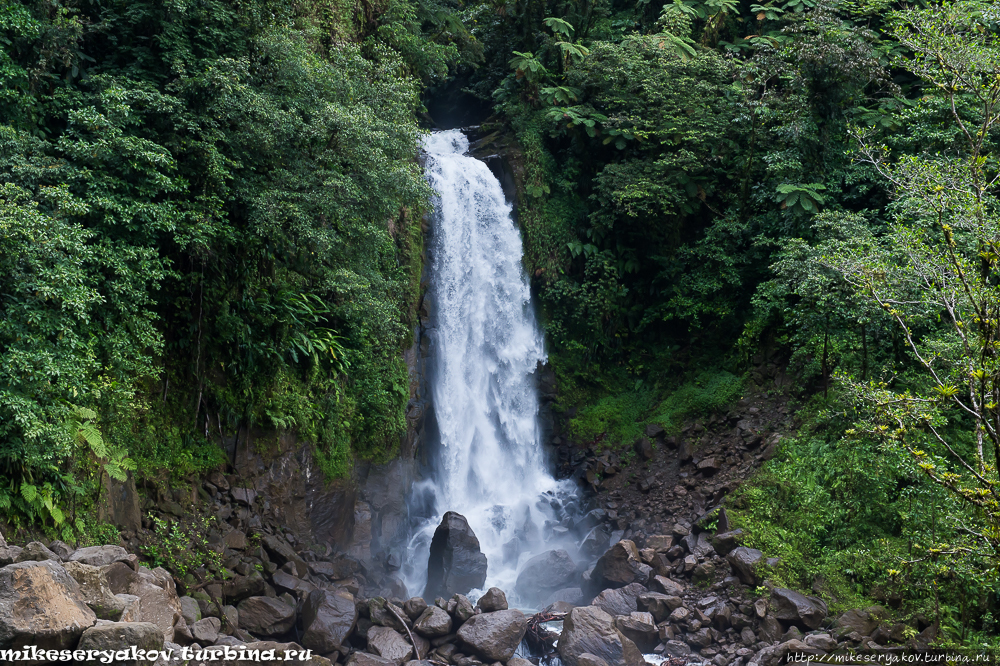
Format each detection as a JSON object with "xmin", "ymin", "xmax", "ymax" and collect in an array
[
  {"xmin": 460, "ymin": 0, "xmax": 1000, "ymax": 646},
  {"xmin": 5, "ymin": 0, "xmax": 1000, "ymax": 648},
  {"xmin": 0, "ymin": 0, "xmax": 474, "ymax": 535}
]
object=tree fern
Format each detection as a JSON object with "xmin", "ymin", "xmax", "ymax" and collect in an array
[{"xmin": 66, "ymin": 405, "xmax": 134, "ymax": 482}]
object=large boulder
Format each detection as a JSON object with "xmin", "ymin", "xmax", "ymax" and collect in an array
[
  {"xmin": 237, "ymin": 596, "xmax": 297, "ymax": 636},
  {"xmin": 77, "ymin": 620, "xmax": 164, "ymax": 654},
  {"xmin": 102, "ymin": 561, "xmax": 140, "ymax": 595},
  {"xmin": 346, "ymin": 654, "xmax": 396, "ymax": 666},
  {"xmin": 222, "ymin": 570, "xmax": 267, "ymax": 601},
  {"xmin": 63, "ymin": 561, "xmax": 126, "ymax": 620},
  {"xmin": 0, "ymin": 559, "xmax": 97, "ymax": 649},
  {"xmin": 423, "ymin": 512, "xmax": 487, "ymax": 599},
  {"xmin": 514, "ymin": 549, "xmax": 577, "ymax": 603},
  {"xmin": 834, "ymin": 607, "xmax": 884, "ymax": 638},
  {"xmin": 191, "ymin": 617, "xmax": 222, "ymax": 644},
  {"xmin": 771, "ymin": 588, "xmax": 828, "ymax": 630},
  {"xmin": 590, "ymin": 540, "xmax": 651, "ymax": 590},
  {"xmin": 0, "ymin": 531, "xmax": 15, "ymax": 566},
  {"xmin": 710, "ymin": 529, "xmax": 744, "ymax": 556},
  {"xmin": 120, "ymin": 572, "xmax": 183, "ymax": 642},
  {"xmin": 261, "ymin": 535, "xmax": 309, "ymax": 578},
  {"xmin": 637, "ymin": 592, "xmax": 682, "ymax": 623},
  {"xmin": 15, "ymin": 541, "xmax": 60, "ymax": 563},
  {"xmin": 650, "ymin": 575, "xmax": 685, "ymax": 596},
  {"xmin": 69, "ymin": 545, "xmax": 129, "ymax": 567},
  {"xmin": 475, "ymin": 587, "xmax": 507, "ymax": 612},
  {"xmin": 413, "ymin": 605, "xmax": 452, "ymax": 638},
  {"xmin": 590, "ymin": 582, "xmax": 648, "ymax": 617},
  {"xmin": 557, "ymin": 605, "xmax": 645, "ymax": 666},
  {"xmin": 614, "ymin": 612, "xmax": 658, "ymax": 652},
  {"xmin": 179, "ymin": 596, "xmax": 202, "ymax": 627},
  {"xmin": 727, "ymin": 546, "xmax": 764, "ymax": 586},
  {"xmin": 367, "ymin": 625, "xmax": 413, "ymax": 665},
  {"xmin": 456, "ymin": 609, "xmax": 528, "ymax": 662},
  {"xmin": 301, "ymin": 588, "xmax": 358, "ymax": 653}
]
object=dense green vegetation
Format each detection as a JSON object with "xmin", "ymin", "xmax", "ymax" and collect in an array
[
  {"xmin": 0, "ymin": 0, "xmax": 473, "ymax": 531},
  {"xmin": 463, "ymin": 0, "xmax": 1000, "ymax": 646},
  {"xmin": 4, "ymin": 0, "xmax": 1000, "ymax": 649}
]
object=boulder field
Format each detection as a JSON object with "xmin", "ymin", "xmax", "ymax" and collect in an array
[{"xmin": 0, "ymin": 514, "xmax": 934, "ymax": 666}]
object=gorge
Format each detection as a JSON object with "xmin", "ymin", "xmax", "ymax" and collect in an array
[{"xmin": 1, "ymin": 0, "xmax": 998, "ymax": 661}]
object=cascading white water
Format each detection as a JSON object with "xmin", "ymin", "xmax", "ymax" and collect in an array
[{"xmin": 403, "ymin": 129, "xmax": 579, "ymax": 604}]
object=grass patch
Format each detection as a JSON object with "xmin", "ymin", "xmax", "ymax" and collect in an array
[
  {"xmin": 569, "ymin": 388, "xmax": 658, "ymax": 448},
  {"xmin": 649, "ymin": 370, "xmax": 744, "ymax": 434}
]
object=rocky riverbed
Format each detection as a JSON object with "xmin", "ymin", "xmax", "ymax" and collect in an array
[{"xmin": 0, "ymin": 496, "xmax": 938, "ymax": 666}]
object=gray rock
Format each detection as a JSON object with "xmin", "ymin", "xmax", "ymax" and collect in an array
[
  {"xmin": 413, "ymin": 605, "xmax": 453, "ymax": 637},
  {"xmin": 78, "ymin": 620, "xmax": 164, "ymax": 654},
  {"xmin": 688, "ymin": 627, "xmax": 714, "ymax": 648},
  {"xmin": 237, "ymin": 596, "xmax": 297, "ymax": 636},
  {"xmin": 15, "ymin": 541, "xmax": 60, "ymax": 562},
  {"xmin": 726, "ymin": 547, "xmax": 764, "ymax": 586},
  {"xmin": 231, "ymin": 487, "xmax": 257, "ymax": 505},
  {"xmin": 63, "ymin": 561, "xmax": 126, "ymax": 620},
  {"xmin": 97, "ymin": 471, "xmax": 142, "ymax": 533},
  {"xmin": 0, "ymin": 560, "xmax": 97, "ymax": 649},
  {"xmin": 508, "ymin": 659, "xmax": 535, "ymax": 666},
  {"xmin": 370, "ymin": 596, "xmax": 411, "ymax": 632},
  {"xmin": 214, "ymin": 634, "xmax": 244, "ymax": 647},
  {"xmin": 0, "ymin": 533, "xmax": 15, "ymax": 566},
  {"xmin": 542, "ymin": 587, "xmax": 584, "ymax": 607},
  {"xmin": 192, "ymin": 616, "xmax": 222, "ymax": 644},
  {"xmin": 301, "ymin": 588, "xmax": 358, "ymax": 653},
  {"xmin": 515, "ymin": 549, "xmax": 577, "ymax": 602},
  {"xmin": 222, "ymin": 570, "xmax": 267, "ymax": 602},
  {"xmin": 710, "ymin": 529, "xmax": 744, "ymax": 556},
  {"xmin": 403, "ymin": 597, "xmax": 428, "ymax": 620},
  {"xmin": 449, "ymin": 593, "xmax": 476, "ymax": 623},
  {"xmin": 771, "ymin": 588, "xmax": 828, "ymax": 630},
  {"xmin": 119, "ymin": 576, "xmax": 183, "ymax": 643},
  {"xmin": 223, "ymin": 530, "xmax": 247, "ymax": 550},
  {"xmin": 650, "ymin": 575, "xmax": 685, "ymax": 596},
  {"xmin": 662, "ymin": 640, "xmax": 692, "ymax": 657},
  {"xmin": 423, "ymin": 512, "xmax": 488, "ymax": 599},
  {"xmin": 614, "ymin": 611, "xmax": 657, "ymax": 651},
  {"xmin": 103, "ymin": 561, "xmax": 140, "ymax": 594},
  {"xmin": 637, "ymin": 592, "xmax": 682, "ymax": 623},
  {"xmin": 347, "ymin": 654, "xmax": 396, "ymax": 666},
  {"xmin": 557, "ymin": 605, "xmax": 645, "ymax": 666},
  {"xmin": 579, "ymin": 654, "xmax": 611, "ymax": 666},
  {"xmin": 180, "ymin": 596, "xmax": 202, "ymax": 626},
  {"xmin": 475, "ymin": 587, "xmax": 507, "ymax": 612},
  {"xmin": 261, "ymin": 535, "xmax": 309, "ymax": 578},
  {"xmin": 367, "ymin": 625, "xmax": 413, "ymax": 665},
  {"xmin": 591, "ymin": 582, "xmax": 648, "ymax": 617},
  {"xmin": 272, "ymin": 569, "xmax": 316, "ymax": 597},
  {"xmin": 590, "ymin": 540, "xmax": 651, "ymax": 590},
  {"xmin": 1, "ymin": 546, "xmax": 22, "ymax": 565},
  {"xmin": 69, "ymin": 545, "xmax": 130, "ymax": 567},
  {"xmin": 805, "ymin": 633, "xmax": 837, "ymax": 650},
  {"xmin": 759, "ymin": 615, "xmax": 783, "ymax": 642},
  {"xmin": 833, "ymin": 607, "xmax": 883, "ymax": 637},
  {"xmin": 222, "ymin": 604, "xmax": 239, "ymax": 632},
  {"xmin": 456, "ymin": 609, "xmax": 528, "ymax": 662}
]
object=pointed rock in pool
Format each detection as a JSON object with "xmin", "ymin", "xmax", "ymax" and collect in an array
[{"xmin": 423, "ymin": 511, "xmax": 487, "ymax": 599}]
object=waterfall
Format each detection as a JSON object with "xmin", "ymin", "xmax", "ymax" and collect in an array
[{"xmin": 403, "ymin": 129, "xmax": 580, "ymax": 605}]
